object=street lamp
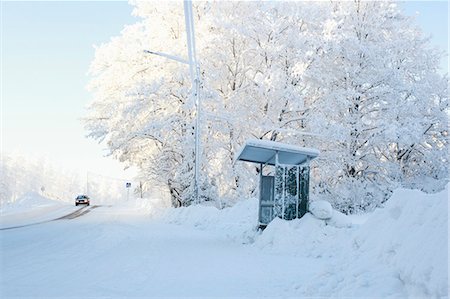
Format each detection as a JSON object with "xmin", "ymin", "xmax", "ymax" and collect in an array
[{"xmin": 143, "ymin": 0, "xmax": 201, "ymax": 204}]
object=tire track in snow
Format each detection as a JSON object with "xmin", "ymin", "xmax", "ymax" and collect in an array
[
  {"xmin": 54, "ymin": 205, "xmax": 100, "ymax": 220},
  {"xmin": 0, "ymin": 205, "xmax": 101, "ymax": 230}
]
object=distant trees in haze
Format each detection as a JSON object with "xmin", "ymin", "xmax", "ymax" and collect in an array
[
  {"xmin": 0, "ymin": 154, "xmax": 83, "ymax": 205},
  {"xmin": 85, "ymin": 1, "xmax": 448, "ymax": 213},
  {"xmin": 0, "ymin": 154, "xmax": 141, "ymax": 205}
]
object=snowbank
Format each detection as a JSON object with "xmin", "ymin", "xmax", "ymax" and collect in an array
[
  {"xmin": 343, "ymin": 186, "xmax": 449, "ymax": 297},
  {"xmin": 162, "ymin": 198, "xmax": 259, "ymax": 243},
  {"xmin": 296, "ymin": 186, "xmax": 448, "ymax": 297},
  {"xmin": 1, "ymin": 192, "xmax": 65, "ymax": 215},
  {"xmin": 162, "ymin": 186, "xmax": 448, "ymax": 297},
  {"xmin": 309, "ymin": 199, "xmax": 333, "ymax": 219},
  {"xmin": 109, "ymin": 196, "xmax": 170, "ymax": 216},
  {"xmin": 254, "ymin": 214, "xmax": 346, "ymax": 258}
]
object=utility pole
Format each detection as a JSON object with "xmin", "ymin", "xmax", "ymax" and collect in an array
[
  {"xmin": 183, "ymin": 0, "xmax": 201, "ymax": 205},
  {"xmin": 86, "ymin": 172, "xmax": 89, "ymax": 195},
  {"xmin": 144, "ymin": 0, "xmax": 201, "ymax": 205}
]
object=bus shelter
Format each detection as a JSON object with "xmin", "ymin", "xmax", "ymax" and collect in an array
[{"xmin": 236, "ymin": 139, "xmax": 319, "ymax": 229}]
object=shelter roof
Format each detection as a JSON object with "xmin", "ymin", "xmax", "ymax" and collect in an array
[{"xmin": 236, "ymin": 139, "xmax": 319, "ymax": 166}]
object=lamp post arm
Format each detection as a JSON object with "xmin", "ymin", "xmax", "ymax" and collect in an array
[{"xmin": 143, "ymin": 50, "xmax": 190, "ymax": 65}]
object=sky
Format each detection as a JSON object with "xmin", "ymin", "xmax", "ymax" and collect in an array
[
  {"xmin": 1, "ymin": 1, "xmax": 137, "ymax": 179},
  {"xmin": 1, "ymin": 1, "xmax": 448, "ymax": 180}
]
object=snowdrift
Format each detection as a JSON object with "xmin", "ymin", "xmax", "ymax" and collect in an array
[
  {"xmin": 164, "ymin": 186, "xmax": 448, "ymax": 297},
  {"xmin": 1, "ymin": 192, "xmax": 66, "ymax": 215},
  {"xmin": 163, "ymin": 198, "xmax": 259, "ymax": 243},
  {"xmin": 346, "ymin": 186, "xmax": 448, "ymax": 297}
]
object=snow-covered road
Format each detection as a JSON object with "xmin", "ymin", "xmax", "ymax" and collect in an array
[
  {"xmin": 0, "ymin": 204, "xmax": 324, "ymax": 298},
  {"xmin": 0, "ymin": 205, "xmax": 101, "ymax": 230}
]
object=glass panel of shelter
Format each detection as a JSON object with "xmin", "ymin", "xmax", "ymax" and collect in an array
[
  {"xmin": 259, "ymin": 175, "xmax": 274, "ymax": 225},
  {"xmin": 259, "ymin": 163, "xmax": 310, "ymax": 226}
]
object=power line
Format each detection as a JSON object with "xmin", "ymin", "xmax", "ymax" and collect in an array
[{"xmin": 86, "ymin": 171, "xmax": 136, "ymax": 183}]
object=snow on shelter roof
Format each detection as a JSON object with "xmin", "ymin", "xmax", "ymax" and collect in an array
[{"xmin": 236, "ymin": 139, "xmax": 319, "ymax": 166}]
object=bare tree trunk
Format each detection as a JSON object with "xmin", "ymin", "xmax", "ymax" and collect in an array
[{"xmin": 167, "ymin": 179, "xmax": 182, "ymax": 207}]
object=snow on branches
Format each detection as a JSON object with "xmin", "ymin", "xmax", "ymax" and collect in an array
[{"xmin": 85, "ymin": 1, "xmax": 448, "ymax": 212}]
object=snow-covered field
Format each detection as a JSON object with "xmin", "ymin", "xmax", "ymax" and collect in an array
[{"xmin": 0, "ymin": 186, "xmax": 448, "ymax": 298}]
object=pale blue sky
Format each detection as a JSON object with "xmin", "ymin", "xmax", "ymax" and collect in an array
[
  {"xmin": 2, "ymin": 1, "xmax": 136, "ymax": 178},
  {"xmin": 1, "ymin": 1, "xmax": 448, "ymax": 178}
]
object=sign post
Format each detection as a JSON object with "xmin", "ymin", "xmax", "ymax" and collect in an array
[{"xmin": 126, "ymin": 182, "xmax": 131, "ymax": 201}]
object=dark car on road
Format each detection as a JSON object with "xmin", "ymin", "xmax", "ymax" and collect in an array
[{"xmin": 75, "ymin": 195, "xmax": 90, "ymax": 206}]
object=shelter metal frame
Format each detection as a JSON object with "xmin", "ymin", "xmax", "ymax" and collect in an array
[{"xmin": 237, "ymin": 139, "xmax": 319, "ymax": 228}]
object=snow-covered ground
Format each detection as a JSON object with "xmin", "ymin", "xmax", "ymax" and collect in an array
[{"xmin": 0, "ymin": 186, "xmax": 448, "ymax": 298}]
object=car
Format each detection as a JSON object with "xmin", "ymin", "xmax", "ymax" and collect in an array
[{"xmin": 75, "ymin": 195, "xmax": 90, "ymax": 206}]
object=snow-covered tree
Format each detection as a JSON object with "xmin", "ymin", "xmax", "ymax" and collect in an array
[
  {"xmin": 298, "ymin": 1, "xmax": 448, "ymax": 212},
  {"xmin": 0, "ymin": 155, "xmax": 16, "ymax": 205},
  {"xmin": 85, "ymin": 1, "xmax": 323, "ymax": 207},
  {"xmin": 86, "ymin": 3, "xmax": 194, "ymax": 206},
  {"xmin": 200, "ymin": 2, "xmax": 330, "ymax": 204},
  {"xmin": 85, "ymin": 1, "xmax": 448, "ymax": 212}
]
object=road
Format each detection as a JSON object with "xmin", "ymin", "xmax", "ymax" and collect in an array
[
  {"xmin": 0, "ymin": 205, "xmax": 101, "ymax": 230},
  {"xmin": 0, "ymin": 203, "xmax": 320, "ymax": 298},
  {"xmin": 54, "ymin": 204, "xmax": 101, "ymax": 220}
]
